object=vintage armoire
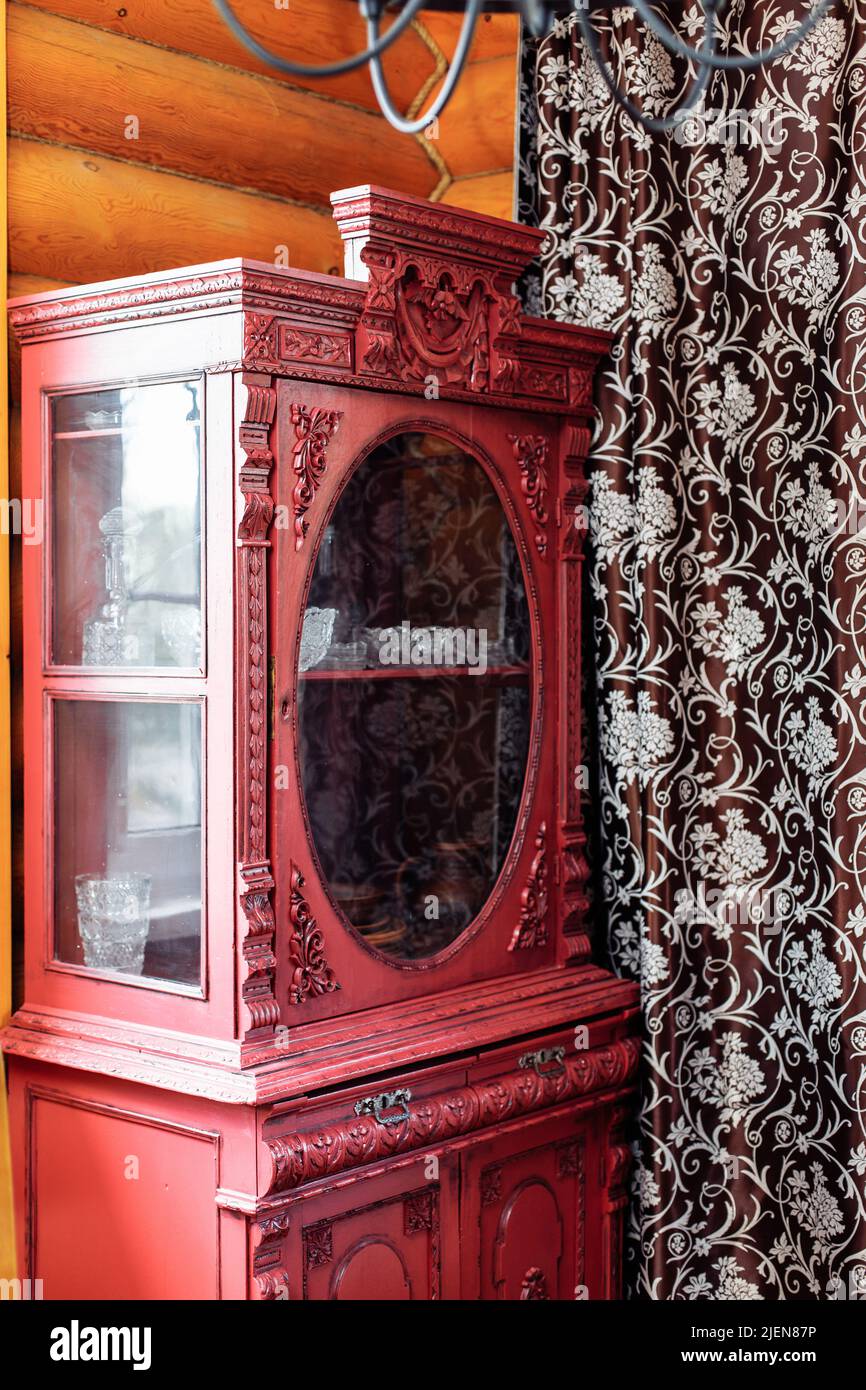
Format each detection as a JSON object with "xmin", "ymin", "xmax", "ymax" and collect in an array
[{"xmin": 4, "ymin": 186, "xmax": 639, "ymax": 1300}]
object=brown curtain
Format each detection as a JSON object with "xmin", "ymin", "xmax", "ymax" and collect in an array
[{"xmin": 519, "ymin": 4, "xmax": 866, "ymax": 1299}]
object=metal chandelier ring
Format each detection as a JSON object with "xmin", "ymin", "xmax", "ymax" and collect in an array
[
  {"xmin": 210, "ymin": 0, "xmax": 838, "ymax": 135},
  {"xmin": 210, "ymin": 0, "xmax": 429, "ymax": 78},
  {"xmin": 366, "ymin": 0, "xmax": 485, "ymax": 134}
]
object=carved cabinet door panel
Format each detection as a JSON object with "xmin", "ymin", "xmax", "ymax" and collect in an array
[
  {"xmin": 287, "ymin": 1154, "xmax": 459, "ymax": 1300},
  {"xmin": 272, "ymin": 378, "xmax": 565, "ymax": 1024},
  {"xmin": 459, "ymin": 1107, "xmax": 594, "ymax": 1301}
]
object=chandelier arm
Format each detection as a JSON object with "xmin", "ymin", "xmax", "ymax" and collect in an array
[
  {"xmin": 576, "ymin": 4, "xmax": 716, "ymax": 134},
  {"xmin": 365, "ymin": 0, "xmax": 484, "ymax": 134},
  {"xmin": 210, "ymin": 0, "xmax": 427, "ymax": 79},
  {"xmin": 524, "ymin": 1, "xmax": 555, "ymax": 39},
  {"xmin": 628, "ymin": 0, "xmax": 833, "ymax": 72}
]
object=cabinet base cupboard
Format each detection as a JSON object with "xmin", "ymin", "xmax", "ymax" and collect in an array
[{"xmin": 4, "ymin": 187, "xmax": 639, "ymax": 1300}]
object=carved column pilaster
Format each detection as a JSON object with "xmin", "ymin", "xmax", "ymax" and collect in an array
[
  {"xmin": 601, "ymin": 1103, "xmax": 633, "ymax": 1300},
  {"xmin": 356, "ymin": 244, "xmax": 402, "ymax": 378},
  {"xmin": 490, "ymin": 285, "xmax": 523, "ymax": 393},
  {"xmin": 252, "ymin": 1209, "xmax": 290, "ymax": 1300},
  {"xmin": 237, "ymin": 374, "xmax": 279, "ymax": 1040},
  {"xmin": 558, "ymin": 418, "xmax": 594, "ymax": 964}
]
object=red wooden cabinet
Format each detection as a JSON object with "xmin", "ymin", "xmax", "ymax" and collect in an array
[{"xmin": 4, "ymin": 186, "xmax": 639, "ymax": 1300}]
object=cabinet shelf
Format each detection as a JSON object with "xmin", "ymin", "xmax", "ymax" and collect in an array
[
  {"xmin": 53, "ymin": 428, "xmax": 123, "ymax": 440},
  {"xmin": 299, "ymin": 664, "xmax": 530, "ymax": 684}
]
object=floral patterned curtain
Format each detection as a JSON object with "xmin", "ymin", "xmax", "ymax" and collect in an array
[{"xmin": 518, "ymin": 3, "xmax": 866, "ymax": 1299}]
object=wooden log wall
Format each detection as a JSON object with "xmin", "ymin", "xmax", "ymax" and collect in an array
[{"xmin": 7, "ymin": 0, "xmax": 519, "ymax": 301}]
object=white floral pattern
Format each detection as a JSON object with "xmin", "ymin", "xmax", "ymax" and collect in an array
[{"xmin": 520, "ymin": 2, "xmax": 866, "ymax": 1299}]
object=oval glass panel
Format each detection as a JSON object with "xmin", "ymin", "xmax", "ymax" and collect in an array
[{"xmin": 297, "ymin": 432, "xmax": 532, "ymax": 961}]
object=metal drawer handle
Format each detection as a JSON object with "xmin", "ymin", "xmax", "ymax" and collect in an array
[
  {"xmin": 518, "ymin": 1046, "xmax": 566, "ymax": 1078},
  {"xmin": 354, "ymin": 1087, "xmax": 412, "ymax": 1127}
]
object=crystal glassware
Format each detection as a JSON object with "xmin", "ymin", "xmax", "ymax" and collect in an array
[
  {"xmin": 299, "ymin": 606, "xmax": 337, "ymax": 672},
  {"xmin": 327, "ymin": 635, "xmax": 365, "ymax": 668},
  {"xmin": 82, "ymin": 507, "xmax": 155, "ymax": 666},
  {"xmin": 74, "ymin": 872, "xmax": 152, "ymax": 975},
  {"xmin": 160, "ymin": 607, "xmax": 202, "ymax": 666}
]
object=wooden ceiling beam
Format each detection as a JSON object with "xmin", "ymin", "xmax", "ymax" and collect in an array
[
  {"xmin": 17, "ymin": 0, "xmax": 437, "ymax": 113},
  {"xmin": 8, "ymin": 138, "xmax": 342, "ymax": 283},
  {"xmin": 8, "ymin": 5, "xmax": 440, "ymax": 207}
]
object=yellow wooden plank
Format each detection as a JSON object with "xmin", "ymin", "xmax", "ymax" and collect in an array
[
  {"xmin": 429, "ymin": 54, "xmax": 517, "ymax": 178},
  {"xmin": 441, "ymin": 170, "xmax": 515, "ymax": 221},
  {"xmin": 8, "ymin": 5, "xmax": 438, "ymax": 206},
  {"xmin": 19, "ymin": 0, "xmax": 434, "ymax": 113},
  {"xmin": 8, "ymin": 138, "xmax": 342, "ymax": 283},
  {"xmin": 8, "ymin": 273, "xmax": 71, "ymax": 298},
  {"xmin": 420, "ymin": 9, "xmax": 520, "ymax": 63}
]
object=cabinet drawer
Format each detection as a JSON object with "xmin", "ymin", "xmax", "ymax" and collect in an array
[
  {"xmin": 467, "ymin": 1013, "xmax": 634, "ymax": 1084},
  {"xmin": 468, "ymin": 1027, "xmax": 576, "ymax": 1088},
  {"xmin": 260, "ymin": 1060, "xmax": 468, "ymax": 1196},
  {"xmin": 465, "ymin": 1021, "xmax": 639, "ymax": 1125}
]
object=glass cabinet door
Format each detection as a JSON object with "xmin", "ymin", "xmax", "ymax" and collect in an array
[
  {"xmin": 47, "ymin": 379, "xmax": 206, "ymax": 990},
  {"xmin": 52, "ymin": 699, "xmax": 203, "ymax": 987},
  {"xmin": 297, "ymin": 431, "xmax": 532, "ymax": 962},
  {"xmin": 51, "ymin": 381, "xmax": 203, "ymax": 670}
]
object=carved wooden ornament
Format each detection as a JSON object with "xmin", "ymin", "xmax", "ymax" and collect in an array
[{"xmin": 287, "ymin": 864, "xmax": 340, "ymax": 1006}]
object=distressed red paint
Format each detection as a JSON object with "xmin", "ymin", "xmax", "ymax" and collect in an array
[{"xmin": 4, "ymin": 186, "xmax": 639, "ymax": 1299}]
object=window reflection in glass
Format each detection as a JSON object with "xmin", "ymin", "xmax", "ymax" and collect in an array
[
  {"xmin": 51, "ymin": 380, "xmax": 203, "ymax": 668},
  {"xmin": 53, "ymin": 699, "xmax": 203, "ymax": 987},
  {"xmin": 297, "ymin": 432, "xmax": 532, "ymax": 962}
]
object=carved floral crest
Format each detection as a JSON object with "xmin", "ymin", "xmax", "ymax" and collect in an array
[
  {"xmin": 509, "ymin": 821, "xmax": 550, "ymax": 951},
  {"xmin": 508, "ymin": 433, "xmax": 550, "ymax": 557},
  {"xmin": 359, "ymin": 250, "xmax": 492, "ymax": 392},
  {"xmin": 394, "ymin": 265, "xmax": 490, "ymax": 390},
  {"xmin": 520, "ymin": 1267, "xmax": 551, "ymax": 1300},
  {"xmin": 288, "ymin": 863, "xmax": 340, "ymax": 1006},
  {"xmin": 290, "ymin": 403, "xmax": 342, "ymax": 551}
]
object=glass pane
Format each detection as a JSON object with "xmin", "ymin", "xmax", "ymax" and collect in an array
[
  {"xmin": 51, "ymin": 380, "xmax": 203, "ymax": 668},
  {"xmin": 297, "ymin": 432, "xmax": 532, "ymax": 961},
  {"xmin": 53, "ymin": 699, "xmax": 203, "ymax": 987}
]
